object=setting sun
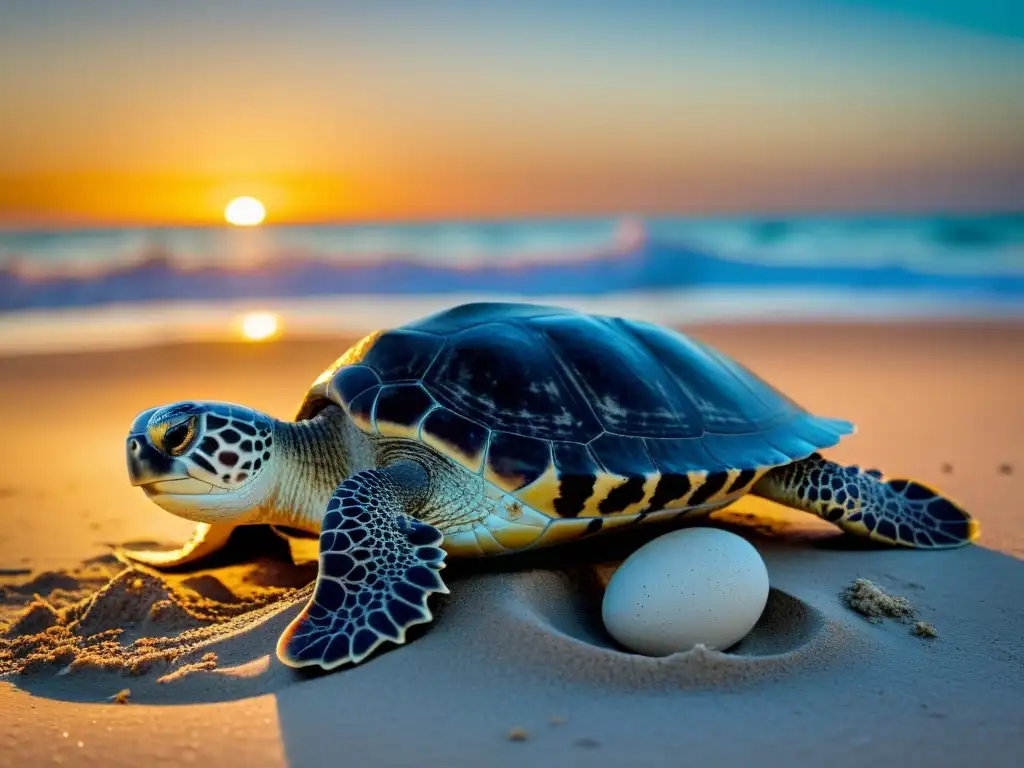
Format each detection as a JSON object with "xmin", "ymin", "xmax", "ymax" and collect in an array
[
  {"xmin": 239, "ymin": 311, "xmax": 280, "ymax": 341},
  {"xmin": 224, "ymin": 196, "xmax": 267, "ymax": 227}
]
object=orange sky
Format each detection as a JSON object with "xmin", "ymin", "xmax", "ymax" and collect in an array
[{"xmin": 1, "ymin": 1, "xmax": 1022, "ymax": 226}]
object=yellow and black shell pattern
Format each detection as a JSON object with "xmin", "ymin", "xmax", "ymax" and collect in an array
[{"xmin": 296, "ymin": 302, "xmax": 853, "ymax": 528}]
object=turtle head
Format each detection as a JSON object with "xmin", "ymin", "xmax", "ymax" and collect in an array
[{"xmin": 126, "ymin": 401, "xmax": 277, "ymax": 524}]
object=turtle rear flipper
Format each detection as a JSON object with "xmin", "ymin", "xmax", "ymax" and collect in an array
[
  {"xmin": 753, "ymin": 455, "xmax": 979, "ymax": 549},
  {"xmin": 276, "ymin": 460, "xmax": 448, "ymax": 670},
  {"xmin": 115, "ymin": 521, "xmax": 238, "ymax": 568}
]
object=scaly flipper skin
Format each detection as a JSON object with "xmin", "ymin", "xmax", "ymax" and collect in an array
[
  {"xmin": 276, "ymin": 460, "xmax": 448, "ymax": 670},
  {"xmin": 753, "ymin": 454, "xmax": 979, "ymax": 549},
  {"xmin": 115, "ymin": 521, "xmax": 238, "ymax": 568}
]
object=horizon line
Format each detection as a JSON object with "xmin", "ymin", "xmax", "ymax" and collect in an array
[{"xmin": 2, "ymin": 208, "xmax": 1023, "ymax": 234}]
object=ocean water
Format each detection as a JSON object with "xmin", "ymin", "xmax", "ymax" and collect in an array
[{"xmin": 1, "ymin": 215, "xmax": 1022, "ymax": 354}]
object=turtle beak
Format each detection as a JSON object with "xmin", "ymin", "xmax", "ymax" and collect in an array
[
  {"xmin": 126, "ymin": 408, "xmax": 189, "ymax": 487},
  {"xmin": 126, "ymin": 435, "xmax": 190, "ymax": 487}
]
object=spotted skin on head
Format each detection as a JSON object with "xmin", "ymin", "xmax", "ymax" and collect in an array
[
  {"xmin": 277, "ymin": 460, "xmax": 448, "ymax": 670},
  {"xmin": 147, "ymin": 402, "xmax": 275, "ymax": 490},
  {"xmin": 753, "ymin": 454, "xmax": 979, "ymax": 548},
  {"xmin": 193, "ymin": 405, "xmax": 274, "ymax": 487},
  {"xmin": 123, "ymin": 402, "xmax": 283, "ymax": 567}
]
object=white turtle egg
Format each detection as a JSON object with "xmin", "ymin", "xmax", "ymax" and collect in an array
[{"xmin": 601, "ymin": 528, "xmax": 770, "ymax": 656}]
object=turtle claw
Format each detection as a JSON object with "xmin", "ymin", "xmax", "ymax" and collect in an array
[{"xmin": 276, "ymin": 465, "xmax": 448, "ymax": 670}]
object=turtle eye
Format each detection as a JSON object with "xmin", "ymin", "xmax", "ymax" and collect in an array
[{"xmin": 161, "ymin": 417, "xmax": 197, "ymax": 456}]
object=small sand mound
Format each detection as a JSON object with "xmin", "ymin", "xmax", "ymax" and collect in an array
[
  {"xmin": 842, "ymin": 578, "xmax": 914, "ymax": 621},
  {"xmin": 913, "ymin": 621, "xmax": 938, "ymax": 638},
  {"xmin": 1, "ymin": 528, "xmax": 318, "ymax": 686},
  {"xmin": 0, "ymin": 558, "xmax": 128, "ymax": 633},
  {"xmin": 6, "ymin": 601, "xmax": 62, "ymax": 636},
  {"xmin": 841, "ymin": 578, "xmax": 939, "ymax": 638},
  {"xmin": 75, "ymin": 570, "xmax": 200, "ymax": 637},
  {"xmin": 0, "ymin": 560, "xmax": 311, "ymax": 679}
]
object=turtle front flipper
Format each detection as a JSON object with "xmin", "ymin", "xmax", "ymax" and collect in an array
[
  {"xmin": 276, "ymin": 460, "xmax": 448, "ymax": 670},
  {"xmin": 115, "ymin": 521, "xmax": 238, "ymax": 568},
  {"xmin": 752, "ymin": 454, "xmax": 979, "ymax": 549}
]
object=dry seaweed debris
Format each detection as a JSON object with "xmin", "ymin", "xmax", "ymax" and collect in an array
[
  {"xmin": 109, "ymin": 688, "xmax": 132, "ymax": 704},
  {"xmin": 842, "ymin": 578, "xmax": 938, "ymax": 639}
]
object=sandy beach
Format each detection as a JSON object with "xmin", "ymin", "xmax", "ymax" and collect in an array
[{"xmin": 1, "ymin": 320, "xmax": 1022, "ymax": 767}]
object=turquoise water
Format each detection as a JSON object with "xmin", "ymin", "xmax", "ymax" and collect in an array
[
  {"xmin": 2, "ymin": 215, "xmax": 1023, "ymax": 310},
  {"xmin": 0, "ymin": 215, "xmax": 1021, "ymax": 354}
]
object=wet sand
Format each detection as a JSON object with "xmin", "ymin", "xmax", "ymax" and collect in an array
[{"xmin": 1, "ymin": 320, "xmax": 1022, "ymax": 767}]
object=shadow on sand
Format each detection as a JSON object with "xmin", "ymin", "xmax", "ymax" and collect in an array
[{"xmin": 1, "ymin": 516, "xmax": 858, "ymax": 708}]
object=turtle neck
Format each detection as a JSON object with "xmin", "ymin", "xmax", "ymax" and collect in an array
[{"xmin": 255, "ymin": 405, "xmax": 373, "ymax": 530}]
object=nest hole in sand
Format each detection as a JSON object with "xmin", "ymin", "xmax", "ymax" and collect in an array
[
  {"xmin": 439, "ymin": 519, "xmax": 841, "ymax": 689},
  {"xmin": 437, "ymin": 560, "xmax": 842, "ymax": 692},
  {"xmin": 545, "ymin": 560, "xmax": 824, "ymax": 659}
]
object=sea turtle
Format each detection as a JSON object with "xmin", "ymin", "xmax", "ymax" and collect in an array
[{"xmin": 123, "ymin": 302, "xmax": 977, "ymax": 670}]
